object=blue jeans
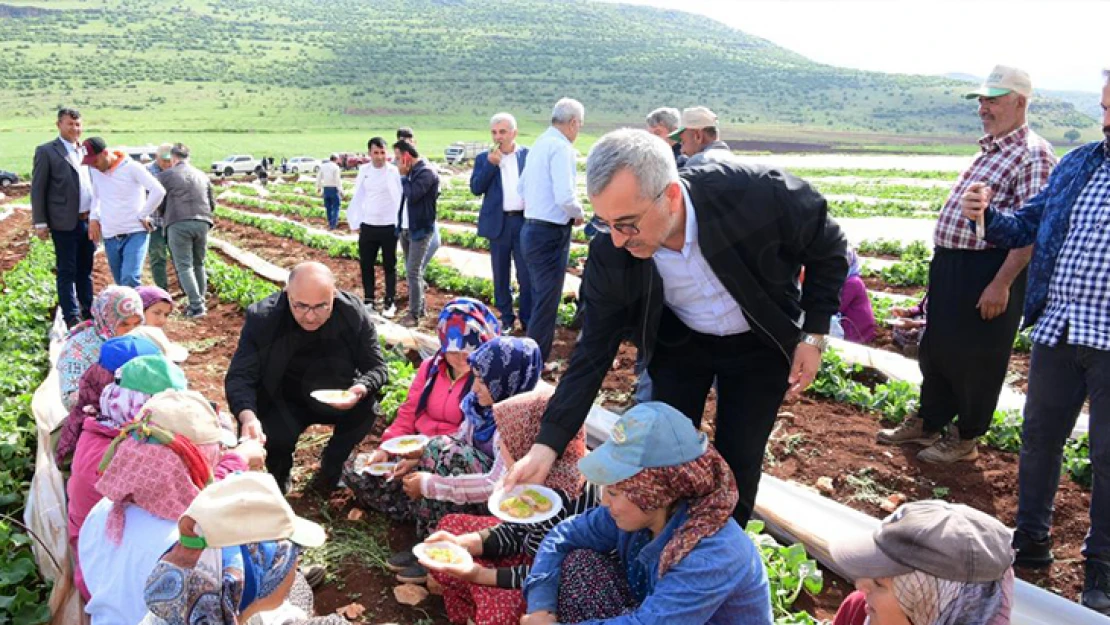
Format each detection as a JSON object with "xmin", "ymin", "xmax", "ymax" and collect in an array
[
  {"xmin": 323, "ymin": 187, "xmax": 341, "ymax": 229},
  {"xmin": 521, "ymin": 220, "xmax": 571, "ymax": 362},
  {"xmin": 490, "ymin": 213, "xmax": 532, "ymax": 328},
  {"xmin": 1017, "ymin": 340, "xmax": 1110, "ymax": 560},
  {"xmin": 51, "ymin": 220, "xmax": 96, "ymax": 325},
  {"xmin": 103, "ymin": 231, "xmax": 150, "ymax": 287},
  {"xmin": 400, "ymin": 227, "xmax": 440, "ymax": 318},
  {"xmin": 168, "ymin": 220, "xmax": 210, "ymax": 313}
]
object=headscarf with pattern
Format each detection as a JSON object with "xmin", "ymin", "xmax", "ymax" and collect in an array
[
  {"xmin": 415, "ymin": 297, "xmax": 501, "ymax": 416},
  {"xmin": 461, "ymin": 336, "xmax": 542, "ymax": 446},
  {"xmin": 847, "ymin": 249, "xmax": 862, "ymax": 279},
  {"xmin": 889, "ymin": 567, "xmax": 1012, "ymax": 625},
  {"xmin": 57, "ymin": 286, "xmax": 144, "ymax": 411},
  {"xmin": 97, "ymin": 384, "xmax": 153, "ymax": 428},
  {"xmin": 494, "ymin": 387, "xmax": 587, "ymax": 498},
  {"xmin": 69, "ymin": 285, "xmax": 144, "ymax": 340},
  {"xmin": 614, "ymin": 445, "xmax": 738, "ymax": 577}
]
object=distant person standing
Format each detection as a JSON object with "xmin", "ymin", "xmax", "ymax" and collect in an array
[
  {"xmin": 395, "ymin": 140, "xmax": 441, "ymax": 327},
  {"xmin": 280, "ymin": 156, "xmax": 288, "ymax": 174},
  {"xmin": 519, "ymin": 98, "xmax": 585, "ymax": 362},
  {"xmin": 671, "ymin": 106, "xmax": 734, "ymax": 166},
  {"xmin": 472, "ymin": 112, "xmax": 532, "ymax": 331},
  {"xmin": 31, "ymin": 108, "xmax": 97, "ymax": 328},
  {"xmin": 317, "ymin": 154, "xmax": 344, "ymax": 230},
  {"xmin": 397, "ymin": 127, "xmax": 415, "ymax": 145},
  {"xmin": 84, "ymin": 137, "xmax": 166, "ymax": 288},
  {"xmin": 146, "ymin": 143, "xmax": 174, "ymax": 291},
  {"xmin": 158, "ymin": 143, "xmax": 215, "ymax": 318},
  {"xmin": 348, "ymin": 137, "xmax": 403, "ymax": 317},
  {"xmin": 645, "ymin": 107, "xmax": 687, "ymax": 167}
]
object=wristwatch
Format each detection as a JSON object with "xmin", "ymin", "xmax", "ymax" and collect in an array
[{"xmin": 801, "ymin": 333, "xmax": 829, "ymax": 352}]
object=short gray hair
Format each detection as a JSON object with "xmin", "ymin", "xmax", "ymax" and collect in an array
[
  {"xmin": 490, "ymin": 112, "xmax": 517, "ymax": 130},
  {"xmin": 586, "ymin": 129, "xmax": 679, "ymax": 200},
  {"xmin": 645, "ymin": 107, "xmax": 681, "ymax": 132},
  {"xmin": 551, "ymin": 98, "xmax": 585, "ymax": 125}
]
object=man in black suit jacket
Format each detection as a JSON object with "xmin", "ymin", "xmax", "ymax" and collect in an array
[
  {"xmin": 30, "ymin": 108, "xmax": 97, "ymax": 327},
  {"xmin": 505, "ymin": 129, "xmax": 849, "ymax": 524},
  {"xmin": 225, "ymin": 262, "xmax": 389, "ymax": 493}
]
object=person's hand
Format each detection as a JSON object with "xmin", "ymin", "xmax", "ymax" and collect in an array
[
  {"xmin": 977, "ymin": 280, "xmax": 1010, "ymax": 321},
  {"xmin": 960, "ymin": 182, "xmax": 993, "ymax": 222},
  {"xmin": 425, "ymin": 530, "xmax": 483, "ymax": 556},
  {"xmin": 487, "ymin": 147, "xmax": 503, "ymax": 167},
  {"xmin": 33, "ymin": 227, "xmax": 49, "ymax": 241},
  {"xmin": 140, "ymin": 217, "xmax": 154, "ymax": 232},
  {"xmin": 368, "ymin": 449, "xmax": 389, "ymax": 465},
  {"xmin": 238, "ymin": 410, "xmax": 266, "ymax": 444},
  {"xmin": 327, "ymin": 384, "xmax": 367, "ymax": 411},
  {"xmin": 231, "ymin": 438, "xmax": 267, "ymax": 470},
  {"xmin": 786, "ymin": 340, "xmax": 822, "ymax": 400},
  {"xmin": 421, "ymin": 556, "xmax": 484, "ymax": 582},
  {"xmin": 502, "ymin": 444, "xmax": 557, "ymax": 492},
  {"xmin": 520, "ymin": 611, "xmax": 558, "ymax": 625},
  {"xmin": 391, "ymin": 457, "xmax": 420, "ymax": 478},
  {"xmin": 402, "ymin": 472, "xmax": 426, "ymax": 500},
  {"xmin": 890, "ymin": 307, "xmax": 912, "ymax": 318},
  {"xmin": 88, "ymin": 220, "xmax": 102, "ymax": 244},
  {"xmin": 572, "ymin": 217, "xmax": 584, "ymax": 227}
]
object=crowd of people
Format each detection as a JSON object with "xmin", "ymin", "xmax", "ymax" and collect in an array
[{"xmin": 25, "ymin": 64, "xmax": 1110, "ymax": 623}]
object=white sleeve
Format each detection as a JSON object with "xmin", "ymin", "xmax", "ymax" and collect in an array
[
  {"xmin": 346, "ymin": 167, "xmax": 367, "ymax": 229},
  {"xmin": 135, "ymin": 164, "xmax": 166, "ymax": 218}
]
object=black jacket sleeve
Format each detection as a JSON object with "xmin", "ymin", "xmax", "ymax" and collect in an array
[
  {"xmin": 30, "ymin": 145, "xmax": 50, "ymax": 227},
  {"xmin": 225, "ymin": 308, "xmax": 264, "ymax": 417},
  {"xmin": 352, "ymin": 304, "xmax": 389, "ymax": 395}
]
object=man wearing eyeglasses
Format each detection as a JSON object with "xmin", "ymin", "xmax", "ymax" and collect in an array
[
  {"xmin": 225, "ymin": 262, "xmax": 389, "ymax": 494},
  {"xmin": 504, "ymin": 129, "xmax": 848, "ymax": 524}
]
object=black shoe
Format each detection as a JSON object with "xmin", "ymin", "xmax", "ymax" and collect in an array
[
  {"xmin": 1013, "ymin": 530, "xmax": 1054, "ymax": 568},
  {"xmin": 1084, "ymin": 559, "xmax": 1110, "ymax": 615},
  {"xmin": 301, "ymin": 564, "xmax": 327, "ymax": 589},
  {"xmin": 395, "ymin": 562, "xmax": 427, "ymax": 584},
  {"xmin": 387, "ymin": 550, "xmax": 418, "ymax": 573}
]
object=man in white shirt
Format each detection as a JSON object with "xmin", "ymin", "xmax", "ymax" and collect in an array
[
  {"xmin": 518, "ymin": 98, "xmax": 585, "ymax": 361},
  {"xmin": 471, "ymin": 112, "xmax": 532, "ymax": 331},
  {"xmin": 83, "ymin": 137, "xmax": 166, "ymax": 287},
  {"xmin": 316, "ymin": 154, "xmax": 344, "ymax": 230},
  {"xmin": 348, "ymin": 137, "xmax": 403, "ymax": 317}
]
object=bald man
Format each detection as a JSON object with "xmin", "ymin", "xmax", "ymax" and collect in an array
[{"xmin": 225, "ymin": 262, "xmax": 389, "ymax": 493}]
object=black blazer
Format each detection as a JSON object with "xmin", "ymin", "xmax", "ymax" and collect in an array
[
  {"xmin": 31, "ymin": 138, "xmax": 86, "ymax": 231},
  {"xmin": 537, "ymin": 162, "xmax": 849, "ymax": 452},
  {"xmin": 224, "ymin": 289, "xmax": 389, "ymax": 417}
]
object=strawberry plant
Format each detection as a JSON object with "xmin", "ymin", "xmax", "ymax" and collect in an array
[
  {"xmin": 746, "ymin": 520, "xmax": 822, "ymax": 624},
  {"xmin": 1064, "ymin": 434, "xmax": 1091, "ymax": 489}
]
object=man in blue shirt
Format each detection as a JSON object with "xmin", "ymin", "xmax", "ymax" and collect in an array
[{"xmin": 518, "ymin": 98, "xmax": 586, "ymax": 362}]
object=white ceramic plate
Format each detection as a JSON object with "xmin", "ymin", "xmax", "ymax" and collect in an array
[
  {"xmin": 413, "ymin": 541, "xmax": 474, "ymax": 569},
  {"xmin": 352, "ymin": 454, "xmax": 397, "ymax": 476},
  {"xmin": 380, "ymin": 434, "xmax": 430, "ymax": 455},
  {"xmin": 311, "ymin": 389, "xmax": 357, "ymax": 405},
  {"xmin": 488, "ymin": 484, "xmax": 563, "ymax": 524}
]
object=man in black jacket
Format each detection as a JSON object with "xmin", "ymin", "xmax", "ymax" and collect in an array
[
  {"xmin": 225, "ymin": 262, "xmax": 389, "ymax": 493},
  {"xmin": 505, "ymin": 130, "xmax": 848, "ymax": 523},
  {"xmin": 394, "ymin": 140, "xmax": 441, "ymax": 327}
]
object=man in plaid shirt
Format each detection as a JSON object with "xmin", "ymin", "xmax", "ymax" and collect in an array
[
  {"xmin": 964, "ymin": 71, "xmax": 1110, "ymax": 615},
  {"xmin": 878, "ymin": 65, "xmax": 1057, "ymax": 463}
]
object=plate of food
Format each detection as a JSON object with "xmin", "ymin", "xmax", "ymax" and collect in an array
[
  {"xmin": 352, "ymin": 454, "xmax": 397, "ymax": 477},
  {"xmin": 310, "ymin": 389, "xmax": 357, "ymax": 406},
  {"xmin": 489, "ymin": 484, "xmax": 563, "ymax": 524},
  {"xmin": 413, "ymin": 541, "xmax": 473, "ymax": 569},
  {"xmin": 380, "ymin": 434, "xmax": 430, "ymax": 455}
]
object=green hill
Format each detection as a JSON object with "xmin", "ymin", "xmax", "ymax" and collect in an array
[{"xmin": 0, "ymin": 0, "xmax": 1099, "ymax": 172}]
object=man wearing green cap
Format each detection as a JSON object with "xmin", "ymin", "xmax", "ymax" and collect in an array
[
  {"xmin": 877, "ymin": 65, "xmax": 1057, "ymax": 464},
  {"xmin": 146, "ymin": 143, "xmax": 174, "ymax": 291}
]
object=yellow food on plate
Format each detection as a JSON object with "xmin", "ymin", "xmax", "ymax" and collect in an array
[
  {"xmin": 315, "ymin": 390, "xmax": 354, "ymax": 403},
  {"xmin": 425, "ymin": 547, "xmax": 462, "ymax": 564},
  {"xmin": 397, "ymin": 437, "xmax": 422, "ymax": 449},
  {"xmin": 521, "ymin": 489, "xmax": 553, "ymax": 512},
  {"xmin": 499, "ymin": 496, "xmax": 535, "ymax": 518}
]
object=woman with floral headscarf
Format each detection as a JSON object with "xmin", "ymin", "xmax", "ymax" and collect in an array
[
  {"xmin": 344, "ymin": 297, "xmax": 500, "ymax": 522},
  {"xmin": 520, "ymin": 402, "xmax": 773, "ymax": 625},
  {"xmin": 57, "ymin": 285, "xmax": 144, "ymax": 410}
]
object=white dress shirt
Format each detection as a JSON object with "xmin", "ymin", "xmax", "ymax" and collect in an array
[
  {"xmin": 347, "ymin": 161, "xmax": 403, "ymax": 229},
  {"xmin": 316, "ymin": 160, "xmax": 343, "ymax": 190},
  {"xmin": 652, "ymin": 187, "xmax": 751, "ymax": 336},
  {"xmin": 63, "ymin": 137, "xmax": 95, "ymax": 215},
  {"xmin": 518, "ymin": 126, "xmax": 583, "ymax": 225},
  {"xmin": 499, "ymin": 150, "xmax": 523, "ymax": 212},
  {"xmin": 89, "ymin": 155, "xmax": 166, "ymax": 238}
]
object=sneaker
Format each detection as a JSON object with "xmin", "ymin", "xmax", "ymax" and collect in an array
[
  {"xmin": 184, "ymin": 306, "xmax": 207, "ymax": 319},
  {"xmin": 399, "ymin": 314, "xmax": 419, "ymax": 328},
  {"xmin": 1013, "ymin": 530, "xmax": 1054, "ymax": 568},
  {"xmin": 383, "ymin": 302, "xmax": 397, "ymax": 319},
  {"xmin": 1084, "ymin": 559, "xmax": 1110, "ymax": 615},
  {"xmin": 917, "ymin": 433, "xmax": 978, "ymax": 464},
  {"xmin": 387, "ymin": 550, "xmax": 418, "ymax": 573},
  {"xmin": 301, "ymin": 564, "xmax": 327, "ymax": 589},
  {"xmin": 876, "ymin": 417, "xmax": 941, "ymax": 446},
  {"xmin": 396, "ymin": 562, "xmax": 428, "ymax": 584}
]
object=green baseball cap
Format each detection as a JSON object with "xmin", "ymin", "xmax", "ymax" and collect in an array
[{"xmin": 118, "ymin": 354, "xmax": 187, "ymax": 395}]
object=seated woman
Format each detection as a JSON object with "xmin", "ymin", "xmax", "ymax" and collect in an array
[
  {"xmin": 891, "ymin": 294, "xmax": 928, "ymax": 358},
  {"xmin": 136, "ymin": 285, "xmax": 174, "ymax": 328},
  {"xmin": 58, "ymin": 285, "xmax": 144, "ymax": 410},
  {"xmin": 830, "ymin": 500, "xmax": 1014, "ymax": 625},
  {"xmin": 837, "ymin": 250, "xmax": 877, "ymax": 344},
  {"xmin": 521, "ymin": 402, "xmax": 773, "ymax": 625},
  {"xmin": 345, "ymin": 297, "xmax": 500, "ymax": 520}
]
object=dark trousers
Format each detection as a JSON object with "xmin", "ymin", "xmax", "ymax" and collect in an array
[
  {"xmin": 919, "ymin": 247, "xmax": 1026, "ymax": 439},
  {"xmin": 490, "ymin": 213, "xmax": 532, "ymax": 328},
  {"xmin": 52, "ymin": 220, "xmax": 96, "ymax": 326},
  {"xmin": 648, "ymin": 309, "xmax": 791, "ymax": 524},
  {"xmin": 1017, "ymin": 340, "xmax": 1110, "ymax": 560},
  {"xmin": 358, "ymin": 225, "xmax": 398, "ymax": 305},
  {"xmin": 261, "ymin": 397, "xmax": 378, "ymax": 489},
  {"xmin": 323, "ymin": 187, "xmax": 341, "ymax": 229},
  {"xmin": 522, "ymin": 219, "xmax": 572, "ymax": 361}
]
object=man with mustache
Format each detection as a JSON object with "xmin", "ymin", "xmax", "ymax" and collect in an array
[
  {"xmin": 878, "ymin": 65, "xmax": 1056, "ymax": 464},
  {"xmin": 962, "ymin": 70, "xmax": 1110, "ymax": 615}
]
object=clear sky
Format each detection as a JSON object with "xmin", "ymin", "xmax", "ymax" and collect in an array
[{"xmin": 601, "ymin": 0, "xmax": 1107, "ymax": 92}]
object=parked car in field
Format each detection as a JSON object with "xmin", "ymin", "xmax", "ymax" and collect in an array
[
  {"xmin": 444, "ymin": 141, "xmax": 485, "ymax": 165},
  {"xmin": 338, "ymin": 153, "xmax": 370, "ymax": 170},
  {"xmin": 121, "ymin": 145, "xmax": 160, "ymax": 163},
  {"xmin": 286, "ymin": 156, "xmax": 320, "ymax": 174},
  {"xmin": 211, "ymin": 155, "xmax": 261, "ymax": 176},
  {"xmin": 0, "ymin": 170, "xmax": 18, "ymax": 187}
]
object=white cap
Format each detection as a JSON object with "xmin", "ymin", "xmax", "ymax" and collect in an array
[
  {"xmin": 668, "ymin": 106, "xmax": 719, "ymax": 140},
  {"xmin": 183, "ymin": 472, "xmax": 326, "ymax": 549},
  {"xmin": 964, "ymin": 65, "xmax": 1032, "ymax": 99}
]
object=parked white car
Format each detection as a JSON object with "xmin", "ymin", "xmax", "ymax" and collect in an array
[
  {"xmin": 286, "ymin": 156, "xmax": 320, "ymax": 174},
  {"xmin": 211, "ymin": 155, "xmax": 261, "ymax": 176}
]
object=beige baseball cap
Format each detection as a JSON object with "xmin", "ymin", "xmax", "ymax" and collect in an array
[
  {"xmin": 964, "ymin": 65, "xmax": 1033, "ymax": 99},
  {"xmin": 142, "ymin": 389, "xmax": 236, "ymax": 447},
  {"xmin": 128, "ymin": 325, "xmax": 189, "ymax": 363},
  {"xmin": 182, "ymin": 472, "xmax": 326, "ymax": 549},
  {"xmin": 668, "ymin": 106, "xmax": 719, "ymax": 140}
]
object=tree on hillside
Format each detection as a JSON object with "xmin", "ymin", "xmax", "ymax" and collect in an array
[{"xmin": 1065, "ymin": 129, "xmax": 1082, "ymax": 144}]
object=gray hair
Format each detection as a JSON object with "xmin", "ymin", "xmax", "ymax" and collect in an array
[
  {"xmin": 551, "ymin": 98, "xmax": 585, "ymax": 125},
  {"xmin": 645, "ymin": 107, "xmax": 681, "ymax": 132},
  {"xmin": 586, "ymin": 129, "xmax": 679, "ymax": 200},
  {"xmin": 490, "ymin": 112, "xmax": 517, "ymax": 130}
]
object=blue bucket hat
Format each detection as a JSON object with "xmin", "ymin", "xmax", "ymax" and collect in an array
[
  {"xmin": 578, "ymin": 401, "xmax": 709, "ymax": 486},
  {"xmin": 98, "ymin": 335, "xmax": 162, "ymax": 374}
]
